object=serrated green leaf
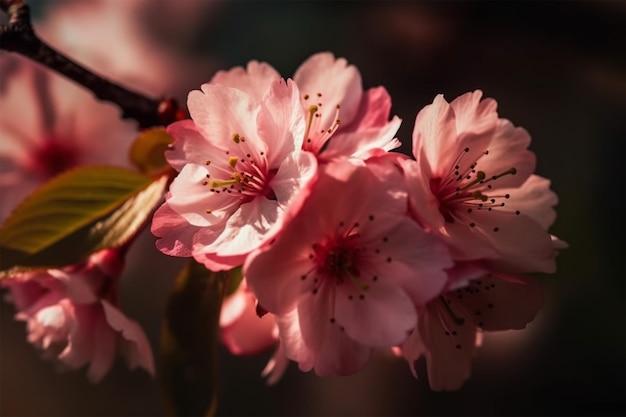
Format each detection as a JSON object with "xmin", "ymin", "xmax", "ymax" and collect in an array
[
  {"xmin": 0, "ymin": 167, "xmax": 167, "ymax": 273},
  {"xmin": 160, "ymin": 261, "xmax": 227, "ymax": 417},
  {"xmin": 130, "ymin": 128, "xmax": 174, "ymax": 175}
]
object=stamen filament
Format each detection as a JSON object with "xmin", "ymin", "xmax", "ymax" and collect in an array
[
  {"xmin": 303, "ymin": 105, "xmax": 318, "ymax": 143},
  {"xmin": 439, "ymin": 296, "xmax": 465, "ymax": 326}
]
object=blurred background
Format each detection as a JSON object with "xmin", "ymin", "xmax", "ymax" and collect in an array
[{"xmin": 1, "ymin": 0, "xmax": 624, "ymax": 415}]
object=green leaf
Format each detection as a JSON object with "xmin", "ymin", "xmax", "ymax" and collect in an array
[
  {"xmin": 0, "ymin": 167, "xmax": 168, "ymax": 273},
  {"xmin": 160, "ymin": 261, "xmax": 227, "ymax": 417},
  {"xmin": 130, "ymin": 128, "xmax": 174, "ymax": 175},
  {"xmin": 224, "ymin": 265, "xmax": 244, "ymax": 297}
]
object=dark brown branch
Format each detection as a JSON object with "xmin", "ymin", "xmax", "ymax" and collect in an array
[{"xmin": 0, "ymin": 0, "xmax": 182, "ymax": 128}]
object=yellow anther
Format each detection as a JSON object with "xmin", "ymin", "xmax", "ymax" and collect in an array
[
  {"xmin": 471, "ymin": 191, "xmax": 489, "ymax": 201},
  {"xmin": 232, "ymin": 133, "xmax": 241, "ymax": 143},
  {"xmin": 228, "ymin": 157, "xmax": 238, "ymax": 168}
]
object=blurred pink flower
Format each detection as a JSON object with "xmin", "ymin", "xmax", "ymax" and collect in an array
[
  {"xmin": 245, "ymin": 160, "xmax": 452, "ymax": 376},
  {"xmin": 0, "ymin": 55, "xmax": 137, "ymax": 221},
  {"xmin": 152, "ymin": 79, "xmax": 317, "ymax": 270},
  {"xmin": 219, "ymin": 279, "xmax": 289, "ymax": 385},
  {"xmin": 399, "ymin": 265, "xmax": 543, "ymax": 391},
  {"xmin": 1, "ymin": 249, "xmax": 154, "ymax": 382},
  {"xmin": 210, "ymin": 52, "xmax": 402, "ymax": 161},
  {"xmin": 402, "ymin": 90, "xmax": 563, "ymax": 274},
  {"xmin": 36, "ymin": 0, "xmax": 214, "ymax": 98},
  {"xmin": 220, "ymin": 280, "xmax": 277, "ymax": 356}
]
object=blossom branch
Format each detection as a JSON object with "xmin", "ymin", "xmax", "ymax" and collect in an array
[{"xmin": 0, "ymin": 0, "xmax": 181, "ymax": 128}]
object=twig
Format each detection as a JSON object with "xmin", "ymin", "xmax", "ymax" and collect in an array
[{"xmin": 0, "ymin": 0, "xmax": 183, "ymax": 128}]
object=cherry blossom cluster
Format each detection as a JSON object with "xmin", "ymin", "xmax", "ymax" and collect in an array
[{"xmin": 153, "ymin": 52, "xmax": 565, "ymax": 389}]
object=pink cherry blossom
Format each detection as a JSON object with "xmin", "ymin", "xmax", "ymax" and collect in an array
[
  {"xmin": 399, "ymin": 265, "xmax": 543, "ymax": 391},
  {"xmin": 1, "ymin": 249, "xmax": 154, "ymax": 382},
  {"xmin": 0, "ymin": 55, "xmax": 137, "ymax": 221},
  {"xmin": 210, "ymin": 52, "xmax": 402, "ymax": 161},
  {"xmin": 245, "ymin": 160, "xmax": 452, "ymax": 376},
  {"xmin": 402, "ymin": 90, "xmax": 563, "ymax": 274},
  {"xmin": 152, "ymin": 79, "xmax": 317, "ymax": 270}
]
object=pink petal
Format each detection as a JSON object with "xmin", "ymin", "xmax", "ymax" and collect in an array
[
  {"xmin": 449, "ymin": 90, "xmax": 497, "ymax": 140},
  {"xmin": 270, "ymin": 150, "xmax": 318, "ymax": 210},
  {"xmin": 460, "ymin": 209, "xmax": 557, "ymax": 273},
  {"xmin": 245, "ymin": 241, "xmax": 317, "ymax": 316},
  {"xmin": 414, "ymin": 93, "xmax": 494, "ymax": 179},
  {"xmin": 275, "ymin": 309, "xmax": 314, "ymax": 372},
  {"xmin": 401, "ymin": 157, "xmax": 445, "ymax": 233},
  {"xmin": 102, "ymin": 300, "xmax": 155, "ymax": 376},
  {"xmin": 167, "ymin": 164, "xmax": 239, "ymax": 226},
  {"xmin": 261, "ymin": 344, "xmax": 290, "ymax": 386},
  {"xmin": 343, "ymin": 86, "xmax": 393, "ymax": 130},
  {"xmin": 419, "ymin": 301, "xmax": 477, "ymax": 391},
  {"xmin": 152, "ymin": 202, "xmax": 199, "ymax": 257},
  {"xmin": 220, "ymin": 284, "xmax": 249, "ymax": 327},
  {"xmin": 85, "ymin": 306, "xmax": 116, "ymax": 383},
  {"xmin": 297, "ymin": 282, "xmax": 371, "ymax": 376},
  {"xmin": 498, "ymin": 174, "xmax": 558, "ymax": 229},
  {"xmin": 335, "ymin": 280, "xmax": 416, "ymax": 347},
  {"xmin": 293, "ymin": 52, "xmax": 362, "ymax": 129},
  {"xmin": 412, "ymin": 94, "xmax": 459, "ymax": 176},
  {"xmin": 360, "ymin": 216, "xmax": 451, "ymax": 306},
  {"xmin": 57, "ymin": 269, "xmax": 99, "ymax": 304},
  {"xmin": 257, "ymin": 79, "xmax": 306, "ymax": 165},
  {"xmin": 399, "ymin": 326, "xmax": 426, "ymax": 378},
  {"xmin": 474, "ymin": 119, "xmax": 536, "ymax": 189},
  {"xmin": 210, "ymin": 60, "xmax": 281, "ymax": 101},
  {"xmin": 189, "ymin": 84, "xmax": 264, "ymax": 154},
  {"xmin": 195, "ymin": 251, "xmax": 246, "ymax": 272},
  {"xmin": 165, "ymin": 119, "xmax": 211, "ymax": 171},
  {"xmin": 321, "ymin": 116, "xmax": 402, "ymax": 161},
  {"xmin": 450, "ymin": 273, "xmax": 543, "ymax": 331},
  {"xmin": 59, "ymin": 303, "xmax": 95, "ymax": 371},
  {"xmin": 207, "ymin": 196, "xmax": 280, "ymax": 257},
  {"xmin": 220, "ymin": 290, "xmax": 277, "ymax": 355}
]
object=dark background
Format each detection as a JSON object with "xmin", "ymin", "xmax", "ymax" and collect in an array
[{"xmin": 1, "ymin": 1, "xmax": 624, "ymax": 415}]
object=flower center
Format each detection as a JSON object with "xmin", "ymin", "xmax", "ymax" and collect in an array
[
  {"xmin": 200, "ymin": 133, "xmax": 276, "ymax": 213},
  {"xmin": 27, "ymin": 138, "xmax": 80, "ymax": 180},
  {"xmin": 301, "ymin": 92, "xmax": 341, "ymax": 154},
  {"xmin": 430, "ymin": 147, "xmax": 518, "ymax": 223},
  {"xmin": 313, "ymin": 233, "xmax": 361, "ymax": 285}
]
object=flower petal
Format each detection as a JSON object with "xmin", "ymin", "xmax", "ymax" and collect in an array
[
  {"xmin": 189, "ymin": 84, "xmax": 265, "ymax": 155},
  {"xmin": 210, "ymin": 60, "xmax": 281, "ymax": 101},
  {"xmin": 102, "ymin": 300, "xmax": 155, "ymax": 376},
  {"xmin": 220, "ymin": 290, "xmax": 277, "ymax": 355},
  {"xmin": 294, "ymin": 52, "xmax": 362, "ymax": 129},
  {"xmin": 298, "ymin": 282, "xmax": 371, "ymax": 376},
  {"xmin": 257, "ymin": 79, "xmax": 306, "ymax": 165},
  {"xmin": 151, "ymin": 202, "xmax": 199, "ymax": 257},
  {"xmin": 419, "ymin": 301, "xmax": 477, "ymax": 391},
  {"xmin": 474, "ymin": 119, "xmax": 536, "ymax": 189},
  {"xmin": 335, "ymin": 280, "xmax": 416, "ymax": 347},
  {"xmin": 165, "ymin": 119, "xmax": 211, "ymax": 171},
  {"xmin": 498, "ymin": 174, "xmax": 558, "ymax": 229},
  {"xmin": 451, "ymin": 273, "xmax": 543, "ymax": 331},
  {"xmin": 85, "ymin": 306, "xmax": 116, "ymax": 383}
]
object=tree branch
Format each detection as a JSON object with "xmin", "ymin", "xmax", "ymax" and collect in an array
[{"xmin": 0, "ymin": 0, "xmax": 183, "ymax": 128}]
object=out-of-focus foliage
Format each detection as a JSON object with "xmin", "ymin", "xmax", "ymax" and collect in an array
[
  {"xmin": 130, "ymin": 128, "xmax": 174, "ymax": 176},
  {"xmin": 0, "ymin": 167, "xmax": 167, "ymax": 274},
  {"xmin": 160, "ymin": 260, "xmax": 226, "ymax": 417}
]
